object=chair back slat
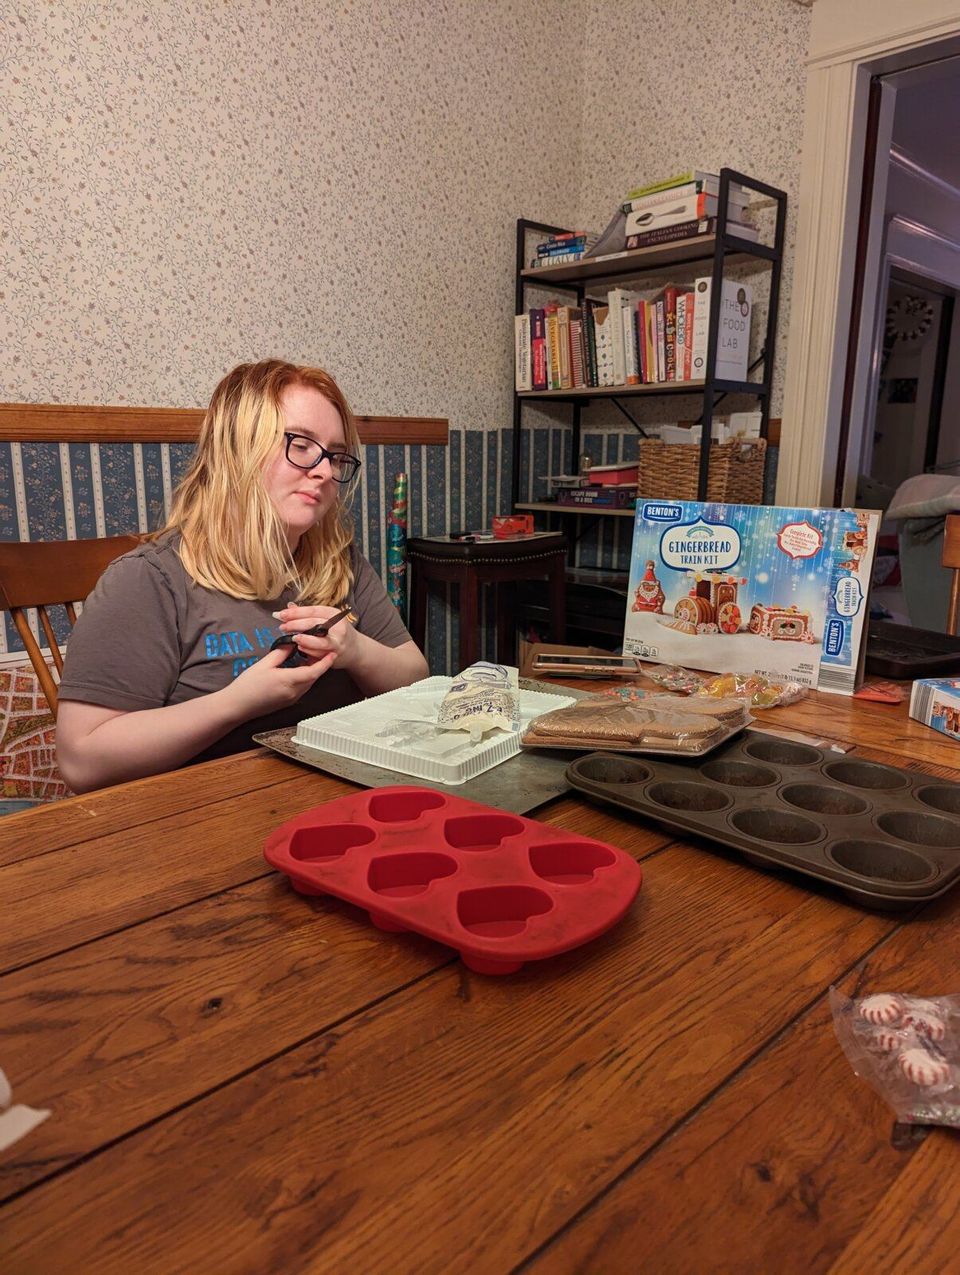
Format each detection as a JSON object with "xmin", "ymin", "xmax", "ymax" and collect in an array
[
  {"xmin": 944, "ymin": 514, "xmax": 960, "ymax": 636},
  {"xmin": 0, "ymin": 534, "xmax": 142, "ymax": 712}
]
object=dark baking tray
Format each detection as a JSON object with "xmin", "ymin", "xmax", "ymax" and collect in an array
[
  {"xmin": 565, "ymin": 733, "xmax": 960, "ymax": 911},
  {"xmin": 865, "ymin": 620, "xmax": 960, "ymax": 680}
]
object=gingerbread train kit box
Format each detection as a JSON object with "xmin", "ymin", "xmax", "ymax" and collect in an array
[{"xmin": 623, "ymin": 500, "xmax": 880, "ymax": 693}]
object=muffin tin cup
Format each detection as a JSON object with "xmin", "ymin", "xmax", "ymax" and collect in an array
[
  {"xmin": 264, "ymin": 786, "xmax": 643, "ymax": 973},
  {"xmin": 565, "ymin": 733, "xmax": 960, "ymax": 910}
]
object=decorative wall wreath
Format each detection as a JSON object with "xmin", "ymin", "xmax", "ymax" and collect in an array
[{"xmin": 884, "ymin": 295, "xmax": 935, "ymax": 346}]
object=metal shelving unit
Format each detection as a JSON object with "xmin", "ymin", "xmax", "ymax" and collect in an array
[{"xmin": 511, "ymin": 167, "xmax": 788, "ymax": 511}]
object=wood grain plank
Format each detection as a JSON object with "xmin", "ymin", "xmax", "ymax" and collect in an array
[
  {"xmin": 0, "ymin": 876, "xmax": 449, "ymax": 1200},
  {"xmin": 2, "ymin": 772, "xmax": 344, "ymax": 972},
  {"xmin": 0, "ymin": 845, "xmax": 892, "ymax": 1273},
  {"xmin": 757, "ymin": 692, "xmax": 960, "ymax": 772},
  {"xmin": 0, "ymin": 750, "xmax": 314, "ymax": 868},
  {"xmin": 527, "ymin": 887, "xmax": 960, "ymax": 1275},
  {"xmin": 0, "ymin": 402, "xmax": 448, "ymax": 445}
]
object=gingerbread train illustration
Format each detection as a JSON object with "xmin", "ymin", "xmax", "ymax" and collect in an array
[{"xmin": 656, "ymin": 570, "xmax": 816, "ymax": 642}]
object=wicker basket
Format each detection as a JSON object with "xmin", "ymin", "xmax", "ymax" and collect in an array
[{"xmin": 637, "ymin": 438, "xmax": 766, "ymax": 504}]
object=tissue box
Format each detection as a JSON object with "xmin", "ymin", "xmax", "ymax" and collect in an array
[{"xmin": 909, "ymin": 677, "xmax": 960, "ymax": 742}]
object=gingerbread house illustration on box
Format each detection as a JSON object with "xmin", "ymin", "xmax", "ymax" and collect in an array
[
  {"xmin": 672, "ymin": 573, "xmax": 745, "ymax": 634},
  {"xmin": 748, "ymin": 603, "xmax": 814, "ymax": 642}
]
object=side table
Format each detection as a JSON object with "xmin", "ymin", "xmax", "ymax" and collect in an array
[{"xmin": 407, "ymin": 533, "xmax": 567, "ymax": 669}]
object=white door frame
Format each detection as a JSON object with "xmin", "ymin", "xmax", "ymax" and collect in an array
[{"xmin": 776, "ymin": 1, "xmax": 960, "ymax": 507}]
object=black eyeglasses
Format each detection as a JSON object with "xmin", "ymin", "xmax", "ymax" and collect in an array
[{"xmin": 283, "ymin": 433, "xmax": 361, "ymax": 484}]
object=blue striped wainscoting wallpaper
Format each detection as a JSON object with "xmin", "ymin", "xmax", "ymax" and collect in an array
[{"xmin": 0, "ymin": 430, "xmax": 779, "ymax": 673}]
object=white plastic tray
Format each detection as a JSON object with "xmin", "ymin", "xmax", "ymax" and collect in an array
[{"xmin": 292, "ymin": 676, "xmax": 575, "ymax": 785}]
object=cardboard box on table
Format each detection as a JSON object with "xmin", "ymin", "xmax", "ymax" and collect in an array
[{"xmin": 622, "ymin": 500, "xmax": 881, "ymax": 694}]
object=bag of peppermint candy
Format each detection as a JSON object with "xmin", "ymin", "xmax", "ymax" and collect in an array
[{"xmin": 831, "ymin": 986, "xmax": 960, "ymax": 1128}]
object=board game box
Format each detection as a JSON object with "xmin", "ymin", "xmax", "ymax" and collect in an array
[{"xmin": 623, "ymin": 500, "xmax": 880, "ymax": 694}]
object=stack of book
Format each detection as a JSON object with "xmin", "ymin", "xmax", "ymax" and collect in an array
[
  {"xmin": 514, "ymin": 276, "xmax": 753, "ymax": 392},
  {"xmin": 622, "ymin": 170, "xmax": 758, "ymax": 251},
  {"xmin": 528, "ymin": 230, "xmax": 600, "ymax": 269}
]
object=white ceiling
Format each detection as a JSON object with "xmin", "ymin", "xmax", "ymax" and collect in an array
[{"xmin": 891, "ymin": 63, "xmax": 960, "ymax": 192}]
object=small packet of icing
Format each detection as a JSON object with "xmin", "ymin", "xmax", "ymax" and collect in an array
[{"xmin": 436, "ymin": 662, "xmax": 521, "ymax": 742}]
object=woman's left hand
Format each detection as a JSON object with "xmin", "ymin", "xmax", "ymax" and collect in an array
[{"xmin": 272, "ymin": 604, "xmax": 360, "ymax": 668}]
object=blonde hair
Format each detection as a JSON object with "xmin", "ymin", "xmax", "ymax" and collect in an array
[{"xmin": 160, "ymin": 360, "xmax": 359, "ymax": 604}]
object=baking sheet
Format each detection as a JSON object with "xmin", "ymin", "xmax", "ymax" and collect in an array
[{"xmin": 253, "ymin": 679, "xmax": 590, "ymax": 816}]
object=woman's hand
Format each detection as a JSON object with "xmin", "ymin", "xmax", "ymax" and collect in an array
[
  {"xmin": 272, "ymin": 604, "xmax": 360, "ymax": 669},
  {"xmin": 223, "ymin": 644, "xmax": 337, "ymax": 719}
]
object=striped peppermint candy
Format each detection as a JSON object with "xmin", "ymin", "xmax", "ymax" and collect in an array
[
  {"xmin": 898, "ymin": 1049, "xmax": 951, "ymax": 1088},
  {"xmin": 901, "ymin": 1009, "xmax": 947, "ymax": 1041},
  {"xmin": 859, "ymin": 994, "xmax": 903, "ymax": 1025}
]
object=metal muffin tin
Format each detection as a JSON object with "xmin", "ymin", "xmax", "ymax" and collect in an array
[{"xmin": 565, "ymin": 732, "xmax": 960, "ymax": 911}]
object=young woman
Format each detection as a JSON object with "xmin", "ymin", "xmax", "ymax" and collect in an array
[{"xmin": 56, "ymin": 360, "xmax": 429, "ymax": 791}]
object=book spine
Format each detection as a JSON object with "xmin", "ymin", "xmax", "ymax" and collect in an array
[
  {"xmin": 569, "ymin": 311, "xmax": 584, "ymax": 388},
  {"xmin": 545, "ymin": 308, "xmax": 562, "ymax": 390},
  {"xmin": 626, "ymin": 217, "xmax": 714, "ymax": 250},
  {"xmin": 608, "ymin": 289, "xmax": 626, "ymax": 385},
  {"xmin": 664, "ymin": 285, "xmax": 678, "ymax": 382},
  {"xmin": 655, "ymin": 300, "xmax": 665, "ymax": 383},
  {"xmin": 675, "ymin": 294, "xmax": 686, "ymax": 385},
  {"xmin": 626, "ymin": 170, "xmax": 700, "ymax": 200},
  {"xmin": 557, "ymin": 306, "xmax": 573, "ymax": 390},
  {"xmin": 644, "ymin": 301, "xmax": 656, "ymax": 383},
  {"xmin": 584, "ymin": 300, "xmax": 599, "ymax": 387},
  {"xmin": 530, "ymin": 308, "xmax": 547, "ymax": 391},
  {"xmin": 682, "ymin": 291, "xmax": 695, "ymax": 380},
  {"xmin": 594, "ymin": 307, "xmax": 615, "ymax": 386},
  {"xmin": 690, "ymin": 277, "xmax": 711, "ymax": 380},
  {"xmin": 514, "ymin": 313, "xmax": 532, "ymax": 392},
  {"xmin": 529, "ymin": 251, "xmax": 586, "ymax": 268},
  {"xmin": 623, "ymin": 301, "xmax": 640, "ymax": 385},
  {"xmin": 717, "ymin": 279, "xmax": 752, "ymax": 381},
  {"xmin": 537, "ymin": 238, "xmax": 587, "ymax": 256}
]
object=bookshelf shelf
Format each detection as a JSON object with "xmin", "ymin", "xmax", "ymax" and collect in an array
[
  {"xmin": 511, "ymin": 167, "xmax": 787, "ymax": 510},
  {"xmin": 519, "ymin": 231, "xmax": 774, "ymax": 286},
  {"xmin": 516, "ymin": 501, "xmax": 636, "ymax": 519}
]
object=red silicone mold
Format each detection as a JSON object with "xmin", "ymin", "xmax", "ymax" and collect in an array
[{"xmin": 264, "ymin": 785, "xmax": 643, "ymax": 975}]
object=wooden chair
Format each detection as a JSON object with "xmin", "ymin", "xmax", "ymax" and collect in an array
[
  {"xmin": 0, "ymin": 535, "xmax": 142, "ymax": 712},
  {"xmin": 945, "ymin": 513, "xmax": 960, "ymax": 636}
]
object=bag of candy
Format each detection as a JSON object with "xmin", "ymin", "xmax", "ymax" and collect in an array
[
  {"xmin": 642, "ymin": 664, "xmax": 706, "ymax": 695},
  {"xmin": 436, "ymin": 662, "xmax": 521, "ymax": 741},
  {"xmin": 696, "ymin": 671, "xmax": 807, "ymax": 709},
  {"xmin": 830, "ymin": 987, "xmax": 960, "ymax": 1128}
]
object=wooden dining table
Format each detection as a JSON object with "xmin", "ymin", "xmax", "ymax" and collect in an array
[{"xmin": 1, "ymin": 682, "xmax": 959, "ymax": 1273}]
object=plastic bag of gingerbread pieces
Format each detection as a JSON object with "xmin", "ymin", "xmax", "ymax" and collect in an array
[{"xmin": 830, "ymin": 987, "xmax": 960, "ymax": 1128}]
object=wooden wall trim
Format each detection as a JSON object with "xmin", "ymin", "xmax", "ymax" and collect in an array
[{"xmin": 0, "ymin": 403, "xmax": 449, "ymax": 446}]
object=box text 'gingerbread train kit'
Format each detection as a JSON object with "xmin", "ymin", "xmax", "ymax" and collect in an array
[{"xmin": 623, "ymin": 500, "xmax": 880, "ymax": 694}]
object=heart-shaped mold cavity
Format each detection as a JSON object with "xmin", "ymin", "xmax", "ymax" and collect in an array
[
  {"xmin": 456, "ymin": 885, "xmax": 553, "ymax": 938},
  {"xmin": 572, "ymin": 756, "xmax": 652, "ymax": 785},
  {"xmin": 876, "ymin": 811, "xmax": 960, "ymax": 849},
  {"xmin": 367, "ymin": 852, "xmax": 458, "ymax": 898},
  {"xmin": 781, "ymin": 783, "xmax": 869, "ymax": 816},
  {"xmin": 744, "ymin": 737, "xmax": 821, "ymax": 766},
  {"xmin": 529, "ymin": 840, "xmax": 617, "ymax": 885},
  {"xmin": 368, "ymin": 791, "xmax": 446, "ymax": 823},
  {"xmin": 829, "ymin": 840, "xmax": 937, "ymax": 884},
  {"xmin": 730, "ymin": 808, "xmax": 823, "ymax": 845},
  {"xmin": 822, "ymin": 760, "xmax": 909, "ymax": 791},
  {"xmin": 289, "ymin": 823, "xmax": 376, "ymax": 862},
  {"xmin": 648, "ymin": 781, "xmax": 731, "ymax": 813},
  {"xmin": 916, "ymin": 785, "xmax": 960, "ymax": 816},
  {"xmin": 701, "ymin": 760, "xmax": 778, "ymax": 788},
  {"xmin": 444, "ymin": 813, "xmax": 525, "ymax": 851}
]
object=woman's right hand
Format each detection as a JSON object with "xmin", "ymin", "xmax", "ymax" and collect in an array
[{"xmin": 221, "ymin": 646, "xmax": 337, "ymax": 719}]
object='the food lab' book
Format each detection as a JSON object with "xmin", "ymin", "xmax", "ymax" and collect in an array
[{"xmin": 623, "ymin": 500, "xmax": 880, "ymax": 693}]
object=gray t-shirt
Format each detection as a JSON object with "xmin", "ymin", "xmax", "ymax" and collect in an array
[{"xmin": 59, "ymin": 532, "xmax": 413, "ymax": 763}]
